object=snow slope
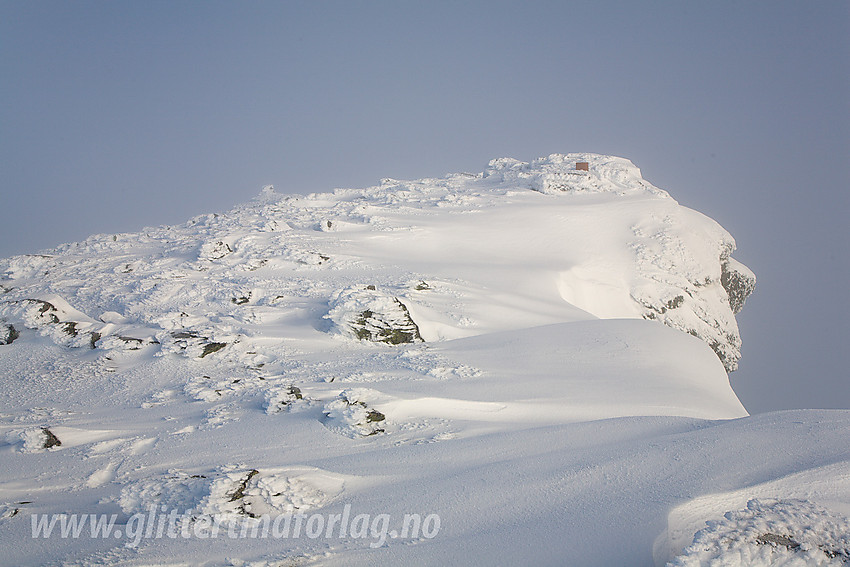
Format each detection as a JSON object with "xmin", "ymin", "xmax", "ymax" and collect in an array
[{"xmin": 0, "ymin": 154, "xmax": 845, "ymax": 566}]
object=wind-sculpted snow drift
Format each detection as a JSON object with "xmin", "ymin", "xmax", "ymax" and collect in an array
[{"xmin": 0, "ymin": 154, "xmax": 845, "ymax": 567}]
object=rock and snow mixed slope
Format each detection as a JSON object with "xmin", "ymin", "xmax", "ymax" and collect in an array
[{"xmin": 0, "ymin": 154, "xmax": 845, "ymax": 567}]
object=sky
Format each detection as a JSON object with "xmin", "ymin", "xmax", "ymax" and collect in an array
[{"xmin": 1, "ymin": 1, "xmax": 847, "ymax": 414}]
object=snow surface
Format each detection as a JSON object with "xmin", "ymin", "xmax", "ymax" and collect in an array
[{"xmin": 0, "ymin": 153, "xmax": 845, "ymax": 566}]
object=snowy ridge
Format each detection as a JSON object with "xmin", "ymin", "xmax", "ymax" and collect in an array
[
  {"xmin": 0, "ymin": 153, "xmax": 751, "ymax": 369},
  {"xmin": 0, "ymin": 154, "xmax": 845, "ymax": 567}
]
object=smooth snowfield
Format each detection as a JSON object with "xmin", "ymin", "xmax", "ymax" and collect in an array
[{"xmin": 0, "ymin": 154, "xmax": 846, "ymax": 566}]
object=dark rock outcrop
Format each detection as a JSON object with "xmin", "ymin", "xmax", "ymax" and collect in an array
[
  {"xmin": 41, "ymin": 428, "xmax": 62, "ymax": 449},
  {"xmin": 721, "ymin": 258, "xmax": 756, "ymax": 314},
  {"xmin": 352, "ymin": 300, "xmax": 422, "ymax": 345},
  {"xmin": 327, "ymin": 286, "xmax": 423, "ymax": 345},
  {"xmin": 0, "ymin": 321, "xmax": 19, "ymax": 345}
]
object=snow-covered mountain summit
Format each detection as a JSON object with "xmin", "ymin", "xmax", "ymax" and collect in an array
[
  {"xmin": 4, "ymin": 156, "xmax": 845, "ymax": 567},
  {"xmin": 1, "ymin": 153, "xmax": 753, "ymax": 371}
]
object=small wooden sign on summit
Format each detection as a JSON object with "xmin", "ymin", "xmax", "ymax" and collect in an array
[{"xmin": 575, "ymin": 161, "xmax": 589, "ymax": 171}]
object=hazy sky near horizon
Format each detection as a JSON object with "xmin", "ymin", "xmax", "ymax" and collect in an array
[{"xmin": 1, "ymin": 1, "xmax": 848, "ymax": 414}]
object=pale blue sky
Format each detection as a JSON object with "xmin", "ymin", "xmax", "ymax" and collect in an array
[{"xmin": 1, "ymin": 1, "xmax": 848, "ymax": 413}]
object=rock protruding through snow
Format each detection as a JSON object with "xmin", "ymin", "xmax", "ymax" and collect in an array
[
  {"xmin": 721, "ymin": 257, "xmax": 756, "ymax": 315},
  {"xmin": 326, "ymin": 286, "xmax": 423, "ymax": 345},
  {"xmin": 669, "ymin": 499, "xmax": 850, "ymax": 567}
]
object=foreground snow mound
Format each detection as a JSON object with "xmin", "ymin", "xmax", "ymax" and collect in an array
[{"xmin": 669, "ymin": 499, "xmax": 850, "ymax": 567}]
